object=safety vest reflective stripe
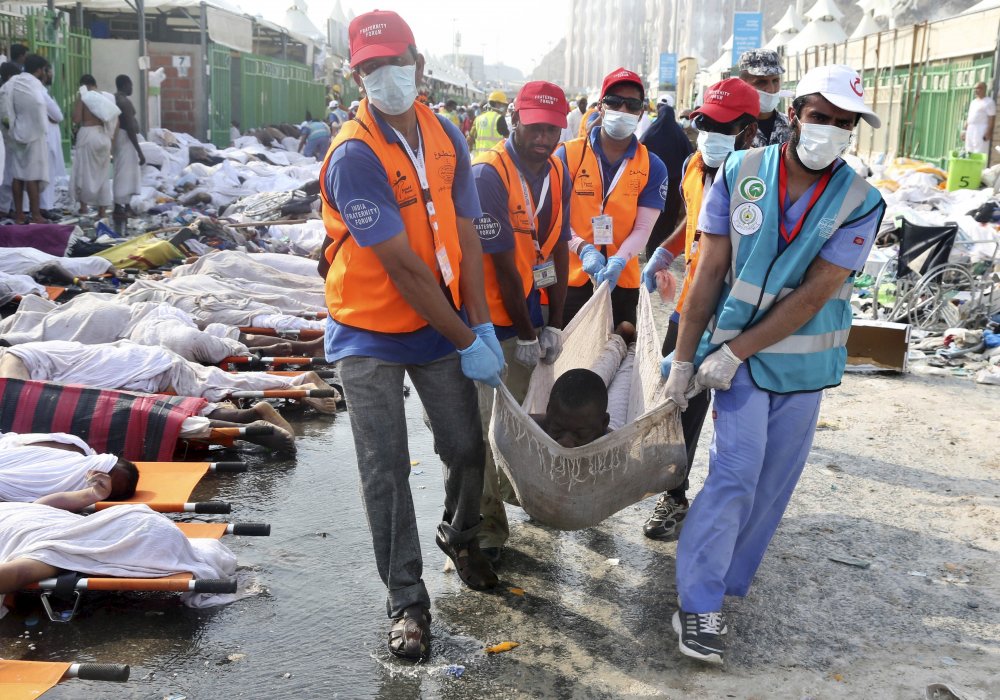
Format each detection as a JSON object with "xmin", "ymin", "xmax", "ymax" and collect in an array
[{"xmin": 759, "ymin": 328, "xmax": 852, "ymax": 354}]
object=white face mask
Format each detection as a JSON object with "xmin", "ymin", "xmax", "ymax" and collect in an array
[
  {"xmin": 697, "ymin": 130, "xmax": 738, "ymax": 168},
  {"xmin": 361, "ymin": 64, "xmax": 417, "ymax": 116},
  {"xmin": 795, "ymin": 122, "xmax": 852, "ymax": 170},
  {"xmin": 756, "ymin": 88, "xmax": 780, "ymax": 114},
  {"xmin": 601, "ymin": 110, "xmax": 640, "ymax": 140}
]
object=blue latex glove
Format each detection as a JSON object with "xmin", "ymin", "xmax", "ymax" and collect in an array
[
  {"xmin": 578, "ymin": 243, "xmax": 606, "ymax": 277},
  {"xmin": 595, "ymin": 255, "xmax": 627, "ymax": 290},
  {"xmin": 659, "ymin": 350, "xmax": 675, "ymax": 378},
  {"xmin": 641, "ymin": 247, "xmax": 675, "ymax": 292},
  {"xmin": 472, "ymin": 322, "xmax": 504, "ymax": 367},
  {"xmin": 457, "ymin": 336, "xmax": 502, "ymax": 387}
]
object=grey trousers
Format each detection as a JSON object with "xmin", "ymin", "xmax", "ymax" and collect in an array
[
  {"xmin": 338, "ymin": 353, "xmax": 485, "ymax": 618},
  {"xmin": 477, "ymin": 335, "xmax": 533, "ymax": 549}
]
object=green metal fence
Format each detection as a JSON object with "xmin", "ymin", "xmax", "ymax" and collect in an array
[
  {"xmin": 209, "ymin": 44, "xmax": 232, "ymax": 148},
  {"xmin": 240, "ymin": 52, "xmax": 326, "ymax": 135},
  {"xmin": 903, "ymin": 55, "xmax": 995, "ymax": 166}
]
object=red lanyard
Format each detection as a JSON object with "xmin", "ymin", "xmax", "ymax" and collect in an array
[{"xmin": 777, "ymin": 144, "xmax": 834, "ymax": 245}]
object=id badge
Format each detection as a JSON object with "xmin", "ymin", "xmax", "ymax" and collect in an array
[
  {"xmin": 592, "ymin": 215, "xmax": 614, "ymax": 245},
  {"xmin": 435, "ymin": 245, "xmax": 455, "ymax": 285},
  {"xmin": 532, "ymin": 259, "xmax": 557, "ymax": 289}
]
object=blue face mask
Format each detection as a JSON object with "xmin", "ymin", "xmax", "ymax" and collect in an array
[{"xmin": 697, "ymin": 130, "xmax": 737, "ymax": 168}]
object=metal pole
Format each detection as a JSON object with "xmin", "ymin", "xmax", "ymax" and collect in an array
[
  {"xmin": 75, "ymin": 1, "xmax": 83, "ymax": 28},
  {"xmin": 137, "ymin": 0, "xmax": 148, "ymax": 134},
  {"xmin": 200, "ymin": 1, "xmax": 209, "ymax": 142}
]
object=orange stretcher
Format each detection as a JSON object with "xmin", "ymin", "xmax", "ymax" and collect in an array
[
  {"xmin": 89, "ymin": 460, "xmax": 247, "ymax": 514},
  {"xmin": 217, "ymin": 355, "xmax": 332, "ymax": 370},
  {"xmin": 0, "ymin": 660, "xmax": 129, "ymax": 700},
  {"xmin": 22, "ymin": 520, "xmax": 270, "ymax": 622},
  {"xmin": 237, "ymin": 326, "xmax": 324, "ymax": 340}
]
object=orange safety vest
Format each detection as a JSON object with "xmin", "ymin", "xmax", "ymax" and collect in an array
[
  {"xmin": 578, "ymin": 107, "xmax": 598, "ymax": 138},
  {"xmin": 674, "ymin": 151, "xmax": 707, "ymax": 315},
  {"xmin": 563, "ymin": 135, "xmax": 651, "ymax": 289},
  {"xmin": 474, "ymin": 142, "xmax": 565, "ymax": 327},
  {"xmin": 319, "ymin": 100, "xmax": 464, "ymax": 334}
]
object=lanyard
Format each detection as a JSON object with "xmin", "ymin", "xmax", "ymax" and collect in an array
[
  {"xmin": 515, "ymin": 168, "xmax": 551, "ymax": 262},
  {"xmin": 777, "ymin": 144, "xmax": 834, "ymax": 245},
  {"xmin": 598, "ymin": 158, "xmax": 628, "ymax": 213},
  {"xmin": 391, "ymin": 123, "xmax": 453, "ymax": 283}
]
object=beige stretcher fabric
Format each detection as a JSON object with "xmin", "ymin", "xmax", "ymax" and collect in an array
[{"xmin": 488, "ymin": 283, "xmax": 686, "ymax": 530}]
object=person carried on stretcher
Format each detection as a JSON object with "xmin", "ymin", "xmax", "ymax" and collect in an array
[
  {"xmin": 0, "ymin": 432, "xmax": 139, "ymax": 511},
  {"xmin": 532, "ymin": 322, "xmax": 636, "ymax": 448}
]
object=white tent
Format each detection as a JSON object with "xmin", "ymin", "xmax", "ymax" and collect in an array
[
  {"xmin": 765, "ymin": 5, "xmax": 803, "ymax": 50},
  {"xmin": 787, "ymin": 0, "xmax": 847, "ymax": 54},
  {"xmin": 278, "ymin": 0, "xmax": 326, "ymax": 45},
  {"xmin": 849, "ymin": 12, "xmax": 881, "ymax": 39},
  {"xmin": 804, "ymin": 0, "xmax": 845, "ymax": 22},
  {"xmin": 962, "ymin": 0, "xmax": 1000, "ymax": 13}
]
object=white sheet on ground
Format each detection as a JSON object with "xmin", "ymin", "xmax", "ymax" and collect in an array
[
  {"xmin": 0, "ymin": 246, "xmax": 113, "ymax": 277},
  {"xmin": 0, "ymin": 502, "xmax": 237, "ymax": 616},
  {"xmin": 2, "ymin": 339, "xmax": 311, "ymax": 402},
  {"xmin": 170, "ymin": 250, "xmax": 324, "ymax": 307},
  {"xmin": 0, "ymin": 436, "xmax": 117, "ymax": 502},
  {"xmin": 249, "ymin": 252, "xmax": 320, "ymax": 278},
  {"xmin": 0, "ymin": 270, "xmax": 45, "ymax": 304}
]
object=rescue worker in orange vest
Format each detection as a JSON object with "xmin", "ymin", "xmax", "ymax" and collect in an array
[
  {"xmin": 638, "ymin": 78, "xmax": 760, "ymax": 542},
  {"xmin": 556, "ymin": 67, "xmax": 670, "ymax": 327},
  {"xmin": 318, "ymin": 9, "xmax": 503, "ymax": 663},
  {"xmin": 471, "ymin": 80, "xmax": 573, "ymax": 564}
]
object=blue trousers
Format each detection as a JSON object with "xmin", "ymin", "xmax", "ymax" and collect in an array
[{"xmin": 676, "ymin": 364, "xmax": 822, "ymax": 613}]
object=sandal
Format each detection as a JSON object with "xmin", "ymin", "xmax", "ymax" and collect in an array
[
  {"xmin": 388, "ymin": 605, "xmax": 431, "ymax": 661},
  {"xmin": 436, "ymin": 529, "xmax": 499, "ymax": 591}
]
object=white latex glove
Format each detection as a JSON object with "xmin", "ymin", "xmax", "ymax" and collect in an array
[
  {"xmin": 663, "ymin": 359, "xmax": 695, "ymax": 411},
  {"xmin": 514, "ymin": 338, "xmax": 542, "ymax": 368},
  {"xmin": 537, "ymin": 326, "xmax": 563, "ymax": 365},
  {"xmin": 696, "ymin": 343, "xmax": 743, "ymax": 390}
]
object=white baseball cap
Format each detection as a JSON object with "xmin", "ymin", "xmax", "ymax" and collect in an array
[{"xmin": 794, "ymin": 64, "xmax": 881, "ymax": 128}]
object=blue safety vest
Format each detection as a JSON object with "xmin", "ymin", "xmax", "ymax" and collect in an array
[{"xmin": 695, "ymin": 145, "xmax": 885, "ymax": 393}]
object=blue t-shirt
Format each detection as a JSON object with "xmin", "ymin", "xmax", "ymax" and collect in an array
[
  {"xmin": 321, "ymin": 108, "xmax": 482, "ymax": 364},
  {"xmin": 697, "ymin": 157, "xmax": 880, "ymax": 270},
  {"xmin": 472, "ymin": 138, "xmax": 572, "ymax": 340},
  {"xmin": 556, "ymin": 127, "xmax": 669, "ymax": 215}
]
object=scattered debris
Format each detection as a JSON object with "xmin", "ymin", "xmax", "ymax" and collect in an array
[{"xmin": 485, "ymin": 641, "xmax": 520, "ymax": 654}]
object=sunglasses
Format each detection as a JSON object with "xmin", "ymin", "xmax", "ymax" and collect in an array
[{"xmin": 602, "ymin": 95, "xmax": 644, "ymax": 112}]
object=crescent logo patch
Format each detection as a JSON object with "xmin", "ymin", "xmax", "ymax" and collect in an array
[
  {"xmin": 851, "ymin": 77, "xmax": 863, "ymax": 97},
  {"xmin": 738, "ymin": 176, "xmax": 767, "ymax": 202}
]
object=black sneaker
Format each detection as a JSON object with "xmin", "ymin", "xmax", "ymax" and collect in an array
[
  {"xmin": 643, "ymin": 493, "xmax": 689, "ymax": 540},
  {"xmin": 673, "ymin": 610, "xmax": 725, "ymax": 664}
]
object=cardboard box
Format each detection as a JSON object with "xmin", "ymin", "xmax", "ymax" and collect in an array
[{"xmin": 846, "ymin": 320, "xmax": 911, "ymax": 373}]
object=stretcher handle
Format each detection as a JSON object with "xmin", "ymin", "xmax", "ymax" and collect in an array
[
  {"xmin": 231, "ymin": 523, "xmax": 271, "ymax": 536},
  {"xmin": 193, "ymin": 501, "xmax": 231, "ymax": 514},
  {"xmin": 258, "ymin": 356, "xmax": 330, "ymax": 365},
  {"xmin": 68, "ymin": 663, "xmax": 130, "ymax": 682},
  {"xmin": 303, "ymin": 389, "xmax": 339, "ymax": 398},
  {"xmin": 210, "ymin": 461, "xmax": 248, "ymax": 472},
  {"xmin": 242, "ymin": 424, "xmax": 274, "ymax": 437},
  {"xmin": 192, "ymin": 578, "xmax": 238, "ymax": 593}
]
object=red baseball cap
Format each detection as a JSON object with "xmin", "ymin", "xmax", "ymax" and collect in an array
[
  {"xmin": 600, "ymin": 67, "xmax": 645, "ymax": 100},
  {"xmin": 348, "ymin": 10, "xmax": 416, "ymax": 69},
  {"xmin": 514, "ymin": 81, "xmax": 569, "ymax": 128},
  {"xmin": 690, "ymin": 78, "xmax": 760, "ymax": 124}
]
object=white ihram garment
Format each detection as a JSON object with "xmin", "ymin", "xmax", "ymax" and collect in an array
[
  {"xmin": 0, "ymin": 433, "xmax": 117, "ymax": 502},
  {"xmin": 0, "ymin": 502, "xmax": 237, "ymax": 617}
]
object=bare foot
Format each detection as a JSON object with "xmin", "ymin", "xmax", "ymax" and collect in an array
[
  {"xmin": 243, "ymin": 419, "xmax": 296, "ymax": 454},
  {"xmin": 248, "ymin": 401, "xmax": 295, "ymax": 436},
  {"xmin": 296, "ymin": 382, "xmax": 340, "ymax": 414}
]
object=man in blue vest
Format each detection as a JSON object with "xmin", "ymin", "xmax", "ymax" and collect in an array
[{"xmin": 663, "ymin": 65, "xmax": 886, "ymax": 665}]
